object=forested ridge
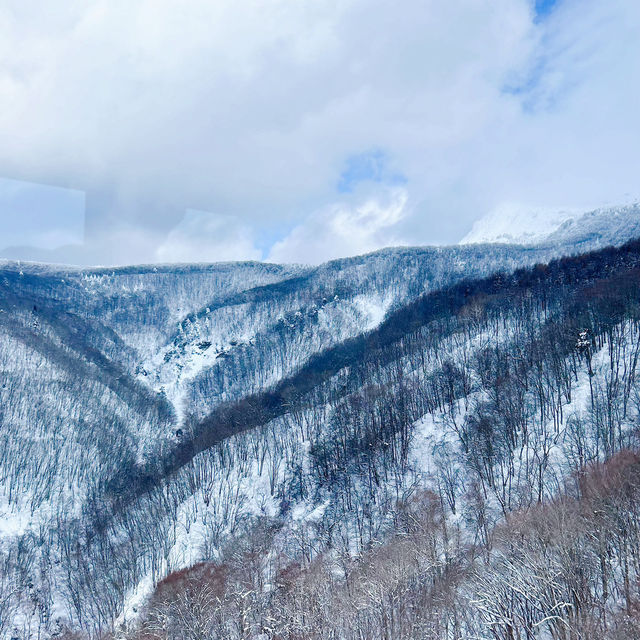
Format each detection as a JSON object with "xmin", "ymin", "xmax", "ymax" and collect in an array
[
  {"xmin": 128, "ymin": 239, "xmax": 640, "ymax": 639},
  {"xmin": 2, "ymin": 236, "xmax": 640, "ymax": 638},
  {"xmin": 112, "ymin": 240, "xmax": 640, "ymax": 506}
]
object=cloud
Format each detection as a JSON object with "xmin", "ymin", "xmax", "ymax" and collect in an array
[
  {"xmin": 156, "ymin": 210, "xmax": 261, "ymax": 264},
  {"xmin": 0, "ymin": 177, "xmax": 84, "ymax": 250},
  {"xmin": 268, "ymin": 188, "xmax": 409, "ymax": 264},
  {"xmin": 0, "ymin": 0, "xmax": 638, "ymax": 264},
  {"xmin": 0, "ymin": 0, "xmax": 532, "ymax": 252}
]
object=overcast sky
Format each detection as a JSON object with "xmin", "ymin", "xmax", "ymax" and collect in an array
[{"xmin": 0, "ymin": 0, "xmax": 638, "ymax": 265}]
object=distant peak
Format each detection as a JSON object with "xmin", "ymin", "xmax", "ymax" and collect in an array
[
  {"xmin": 461, "ymin": 201, "xmax": 640, "ymax": 250},
  {"xmin": 461, "ymin": 203, "xmax": 583, "ymax": 246}
]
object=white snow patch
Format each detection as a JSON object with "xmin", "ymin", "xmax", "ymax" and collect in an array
[{"xmin": 352, "ymin": 294, "xmax": 393, "ymax": 330}]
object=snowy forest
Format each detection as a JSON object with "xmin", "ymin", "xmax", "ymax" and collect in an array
[{"xmin": 3, "ymin": 220, "xmax": 640, "ymax": 639}]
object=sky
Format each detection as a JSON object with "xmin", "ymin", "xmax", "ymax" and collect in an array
[{"xmin": 0, "ymin": 0, "xmax": 638, "ymax": 266}]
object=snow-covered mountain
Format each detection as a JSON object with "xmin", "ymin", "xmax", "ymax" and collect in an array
[
  {"xmin": 546, "ymin": 202, "xmax": 640, "ymax": 249},
  {"xmin": 3, "ymin": 213, "xmax": 640, "ymax": 639},
  {"xmin": 461, "ymin": 202, "xmax": 583, "ymax": 245},
  {"xmin": 461, "ymin": 201, "xmax": 640, "ymax": 249}
]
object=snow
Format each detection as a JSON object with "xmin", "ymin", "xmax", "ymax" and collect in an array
[
  {"xmin": 461, "ymin": 203, "xmax": 584, "ymax": 245},
  {"xmin": 410, "ymin": 409, "xmax": 453, "ymax": 473},
  {"xmin": 117, "ymin": 418, "xmax": 285, "ymax": 629},
  {"xmin": 351, "ymin": 294, "xmax": 393, "ymax": 330},
  {"xmin": 0, "ymin": 499, "xmax": 32, "ymax": 539},
  {"xmin": 116, "ymin": 573, "xmax": 154, "ymax": 631},
  {"xmin": 0, "ymin": 484, "xmax": 79, "ymax": 544},
  {"xmin": 461, "ymin": 201, "xmax": 640, "ymax": 249},
  {"xmin": 290, "ymin": 498, "xmax": 330, "ymax": 523},
  {"xmin": 135, "ymin": 291, "xmax": 396, "ymax": 430}
]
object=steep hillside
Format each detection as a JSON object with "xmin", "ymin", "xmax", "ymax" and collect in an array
[
  {"xmin": 122, "ymin": 239, "xmax": 640, "ymax": 640},
  {"xmin": 2, "ymin": 231, "xmax": 640, "ymax": 638}
]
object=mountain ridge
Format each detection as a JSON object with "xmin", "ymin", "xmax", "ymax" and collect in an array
[
  {"xmin": 461, "ymin": 201, "xmax": 640, "ymax": 249},
  {"xmin": 2, "ymin": 216, "xmax": 640, "ymax": 638}
]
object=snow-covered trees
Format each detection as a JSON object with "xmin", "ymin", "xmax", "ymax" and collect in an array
[{"xmin": 4, "ymin": 238, "xmax": 640, "ymax": 637}]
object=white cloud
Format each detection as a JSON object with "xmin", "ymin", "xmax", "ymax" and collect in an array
[
  {"xmin": 0, "ymin": 0, "xmax": 638, "ymax": 264},
  {"xmin": 268, "ymin": 188, "xmax": 409, "ymax": 264},
  {"xmin": 0, "ymin": 177, "xmax": 84, "ymax": 250},
  {"xmin": 156, "ymin": 210, "xmax": 261, "ymax": 263}
]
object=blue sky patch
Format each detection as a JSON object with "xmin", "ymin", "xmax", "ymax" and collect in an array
[
  {"xmin": 337, "ymin": 150, "xmax": 407, "ymax": 193},
  {"xmin": 535, "ymin": 0, "xmax": 559, "ymax": 20}
]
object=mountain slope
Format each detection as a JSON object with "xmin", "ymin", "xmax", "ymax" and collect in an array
[
  {"xmin": 125, "ymin": 238, "xmax": 640, "ymax": 639},
  {"xmin": 461, "ymin": 202, "xmax": 583, "ymax": 244},
  {"xmin": 2, "ymin": 224, "xmax": 640, "ymax": 637},
  {"xmin": 114, "ymin": 238, "xmax": 640, "ymax": 640},
  {"xmin": 462, "ymin": 201, "xmax": 640, "ymax": 250}
]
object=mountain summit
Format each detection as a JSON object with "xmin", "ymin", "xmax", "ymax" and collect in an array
[{"xmin": 461, "ymin": 201, "xmax": 640, "ymax": 249}]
